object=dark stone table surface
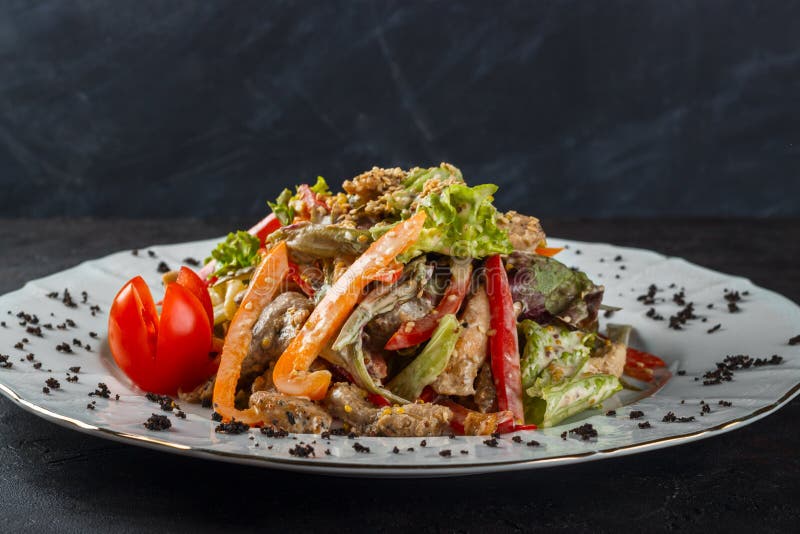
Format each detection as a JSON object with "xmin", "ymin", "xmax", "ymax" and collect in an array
[{"xmin": 0, "ymin": 218, "xmax": 797, "ymax": 533}]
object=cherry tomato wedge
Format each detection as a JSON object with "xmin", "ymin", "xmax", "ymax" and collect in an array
[
  {"xmin": 108, "ymin": 274, "xmax": 215, "ymax": 395},
  {"xmin": 176, "ymin": 266, "xmax": 214, "ymax": 326}
]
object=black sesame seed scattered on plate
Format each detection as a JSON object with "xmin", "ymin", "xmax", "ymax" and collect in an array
[
  {"xmin": 407, "ymin": 447, "xmax": 414, "ymax": 452},
  {"xmin": 512, "ymin": 436, "xmax": 523, "ymax": 443},
  {"xmin": 211, "ymin": 411, "xmax": 223, "ymax": 422},
  {"xmin": 483, "ymin": 438, "xmax": 499, "ymax": 447},
  {"xmin": 260, "ymin": 427, "xmax": 288, "ymax": 438},
  {"xmin": 560, "ymin": 432, "xmax": 567, "ymax": 440},
  {"xmin": 568, "ymin": 423, "xmax": 598, "ymax": 441},
  {"xmin": 45, "ymin": 377, "xmax": 60, "ymax": 390},
  {"xmin": 439, "ymin": 450, "xmax": 452, "ymax": 457},
  {"xmin": 289, "ymin": 444, "xmax": 315, "ymax": 457},
  {"xmin": 86, "ymin": 403, "xmax": 95, "ymax": 410},
  {"xmin": 719, "ymin": 400, "xmax": 732, "ymax": 407},
  {"xmin": 145, "ymin": 392, "xmax": 178, "ymax": 411},
  {"xmin": 392, "ymin": 446, "xmax": 400, "ymax": 454},
  {"xmin": 89, "ymin": 383, "xmax": 111, "ymax": 399},
  {"xmin": 42, "ymin": 386, "xmax": 49, "ymax": 394},
  {"xmin": 68, "ymin": 366, "xmax": 80, "ymax": 373},
  {"xmin": 419, "ymin": 439, "xmax": 427, "ymax": 447},
  {"xmin": 132, "ymin": 249, "xmax": 139, "ymax": 256},
  {"xmin": 706, "ymin": 323, "xmax": 722, "ymax": 334},
  {"xmin": 662, "ymin": 412, "xmax": 695, "ymax": 423},
  {"xmin": 175, "ymin": 410, "xmax": 186, "ymax": 419},
  {"xmin": 156, "ymin": 261, "xmax": 171, "ymax": 274},
  {"xmin": 629, "ymin": 410, "xmax": 644, "ymax": 420},
  {"xmin": 144, "ymin": 414, "xmax": 171, "ymax": 431},
  {"xmin": 352, "ymin": 442, "xmax": 370, "ymax": 453},
  {"xmin": 320, "ymin": 431, "xmax": 331, "ymax": 440},
  {"xmin": 605, "ymin": 410, "xmax": 616, "ymax": 416},
  {"xmin": 788, "ymin": 335, "xmax": 800, "ymax": 346},
  {"xmin": 183, "ymin": 257, "xmax": 201, "ymax": 267},
  {"xmin": 526, "ymin": 440, "xmax": 540, "ymax": 447},
  {"xmin": 147, "ymin": 250, "xmax": 156, "ymax": 258},
  {"xmin": 702, "ymin": 354, "xmax": 784, "ymax": 385},
  {"xmin": 638, "ymin": 421, "xmax": 651, "ymax": 429},
  {"xmin": 460, "ymin": 450, "xmax": 469, "ymax": 454},
  {"xmin": 701, "ymin": 404, "xmax": 711, "ymax": 415},
  {"xmin": 677, "ymin": 370, "xmax": 686, "ymax": 376},
  {"xmin": 215, "ymin": 420, "xmax": 250, "ymax": 434}
]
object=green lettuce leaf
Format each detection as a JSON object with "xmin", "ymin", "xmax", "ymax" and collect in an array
[
  {"xmin": 387, "ymin": 314, "xmax": 461, "ymax": 401},
  {"xmin": 379, "ymin": 183, "xmax": 512, "ymax": 261},
  {"xmin": 519, "ymin": 320, "xmax": 595, "ymax": 396},
  {"xmin": 524, "ymin": 374, "xmax": 622, "ymax": 427},
  {"xmin": 205, "ymin": 231, "xmax": 261, "ymax": 277},
  {"xmin": 267, "ymin": 188, "xmax": 295, "ymax": 226}
]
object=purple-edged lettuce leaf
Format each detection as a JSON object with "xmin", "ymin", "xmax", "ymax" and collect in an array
[{"xmin": 507, "ymin": 252, "xmax": 604, "ymax": 330}]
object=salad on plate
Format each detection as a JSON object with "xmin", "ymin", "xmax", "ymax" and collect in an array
[{"xmin": 107, "ymin": 163, "xmax": 665, "ymax": 436}]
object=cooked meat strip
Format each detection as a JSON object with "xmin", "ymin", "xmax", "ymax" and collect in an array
[
  {"xmin": 324, "ymin": 382, "xmax": 453, "ymax": 437},
  {"xmin": 585, "ymin": 339, "xmax": 626, "ymax": 378},
  {"xmin": 249, "ymin": 390, "xmax": 331, "ymax": 433},
  {"xmin": 370, "ymin": 403, "xmax": 453, "ymax": 437},
  {"xmin": 240, "ymin": 292, "xmax": 313, "ymax": 386},
  {"xmin": 463, "ymin": 410, "xmax": 514, "ymax": 436},
  {"xmin": 178, "ymin": 374, "xmax": 215, "ymax": 404},
  {"xmin": 473, "ymin": 361, "xmax": 497, "ymax": 413},
  {"xmin": 324, "ymin": 382, "xmax": 378, "ymax": 430},
  {"xmin": 496, "ymin": 210, "xmax": 546, "ymax": 253},
  {"xmin": 432, "ymin": 286, "xmax": 491, "ymax": 396}
]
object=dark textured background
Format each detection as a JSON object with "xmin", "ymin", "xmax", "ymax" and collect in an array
[{"xmin": 1, "ymin": 0, "xmax": 799, "ymax": 219}]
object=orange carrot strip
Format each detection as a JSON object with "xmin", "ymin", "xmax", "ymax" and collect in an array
[
  {"xmin": 273, "ymin": 212, "xmax": 427, "ymax": 400},
  {"xmin": 212, "ymin": 242, "xmax": 289, "ymax": 424}
]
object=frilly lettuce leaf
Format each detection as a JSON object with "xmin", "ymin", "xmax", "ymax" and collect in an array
[
  {"xmin": 205, "ymin": 231, "xmax": 261, "ymax": 277},
  {"xmin": 507, "ymin": 252, "xmax": 604, "ymax": 330},
  {"xmin": 373, "ymin": 182, "xmax": 513, "ymax": 261}
]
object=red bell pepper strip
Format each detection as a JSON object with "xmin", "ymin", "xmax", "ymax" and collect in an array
[
  {"xmin": 384, "ymin": 260, "xmax": 472, "ymax": 350},
  {"xmin": 626, "ymin": 347, "xmax": 666, "ymax": 368},
  {"xmin": 287, "ymin": 261, "xmax": 316, "ymax": 297},
  {"xmin": 199, "ymin": 213, "xmax": 283, "ymax": 281},
  {"xmin": 485, "ymin": 255, "xmax": 525, "ymax": 424},
  {"xmin": 273, "ymin": 211, "xmax": 427, "ymax": 400},
  {"xmin": 418, "ymin": 385, "xmax": 438, "ymax": 404},
  {"xmin": 367, "ymin": 392, "xmax": 391, "ymax": 407},
  {"xmin": 623, "ymin": 347, "xmax": 666, "ymax": 382},
  {"xmin": 534, "ymin": 246, "xmax": 564, "ymax": 257}
]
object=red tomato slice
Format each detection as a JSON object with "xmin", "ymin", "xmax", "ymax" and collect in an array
[
  {"xmin": 176, "ymin": 266, "xmax": 214, "ymax": 326},
  {"xmin": 108, "ymin": 276, "xmax": 214, "ymax": 394},
  {"xmin": 156, "ymin": 283, "xmax": 213, "ymax": 393},
  {"xmin": 108, "ymin": 277, "xmax": 159, "ymax": 390}
]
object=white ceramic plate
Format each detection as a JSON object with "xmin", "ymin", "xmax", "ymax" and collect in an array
[{"xmin": 0, "ymin": 238, "xmax": 798, "ymax": 477}]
